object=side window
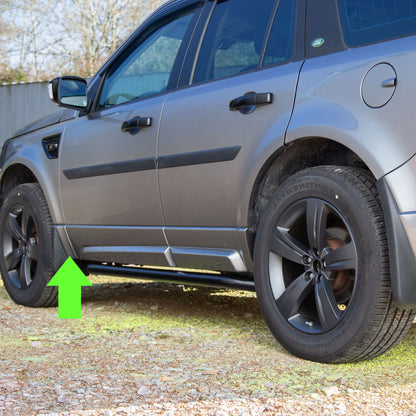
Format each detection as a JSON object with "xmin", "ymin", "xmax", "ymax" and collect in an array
[
  {"xmin": 338, "ymin": 0, "xmax": 416, "ymax": 47},
  {"xmin": 193, "ymin": 0, "xmax": 276, "ymax": 84},
  {"xmin": 98, "ymin": 10, "xmax": 195, "ymax": 108},
  {"xmin": 263, "ymin": 0, "xmax": 297, "ymax": 66}
]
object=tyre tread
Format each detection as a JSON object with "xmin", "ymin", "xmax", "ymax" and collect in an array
[
  {"xmin": 27, "ymin": 183, "xmax": 58, "ymax": 307},
  {"xmin": 333, "ymin": 168, "xmax": 415, "ymax": 362}
]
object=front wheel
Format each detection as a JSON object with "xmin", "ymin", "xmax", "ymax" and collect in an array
[
  {"xmin": 254, "ymin": 166, "xmax": 415, "ymax": 363},
  {"xmin": 0, "ymin": 183, "xmax": 58, "ymax": 307}
]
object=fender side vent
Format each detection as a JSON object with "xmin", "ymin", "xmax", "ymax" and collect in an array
[{"xmin": 42, "ymin": 134, "xmax": 61, "ymax": 159}]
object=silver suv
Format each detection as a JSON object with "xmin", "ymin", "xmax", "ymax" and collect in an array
[{"xmin": 1, "ymin": 0, "xmax": 416, "ymax": 363}]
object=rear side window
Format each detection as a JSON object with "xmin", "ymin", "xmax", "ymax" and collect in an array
[
  {"xmin": 263, "ymin": 0, "xmax": 297, "ymax": 67},
  {"xmin": 192, "ymin": 0, "xmax": 277, "ymax": 84},
  {"xmin": 338, "ymin": 0, "xmax": 416, "ymax": 46}
]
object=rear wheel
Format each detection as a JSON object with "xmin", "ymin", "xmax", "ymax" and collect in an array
[
  {"xmin": 0, "ymin": 183, "xmax": 58, "ymax": 307},
  {"xmin": 254, "ymin": 166, "xmax": 415, "ymax": 363}
]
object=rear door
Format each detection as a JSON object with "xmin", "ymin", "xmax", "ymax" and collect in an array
[{"xmin": 157, "ymin": 0, "xmax": 305, "ymax": 270}]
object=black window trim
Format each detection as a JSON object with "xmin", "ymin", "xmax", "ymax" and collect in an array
[{"xmin": 258, "ymin": 0, "xmax": 281, "ymax": 68}]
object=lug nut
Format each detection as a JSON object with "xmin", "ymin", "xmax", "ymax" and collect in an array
[
  {"xmin": 305, "ymin": 272, "xmax": 313, "ymax": 281},
  {"xmin": 303, "ymin": 256, "xmax": 312, "ymax": 265}
]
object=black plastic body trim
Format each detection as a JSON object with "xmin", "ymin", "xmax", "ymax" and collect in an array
[
  {"xmin": 306, "ymin": 0, "xmax": 346, "ymax": 58},
  {"xmin": 377, "ymin": 178, "xmax": 416, "ymax": 309},
  {"xmin": 86, "ymin": 263, "xmax": 255, "ymax": 291},
  {"xmin": 158, "ymin": 145, "xmax": 241, "ymax": 169},
  {"xmin": 64, "ymin": 157, "xmax": 156, "ymax": 180},
  {"xmin": 42, "ymin": 134, "xmax": 61, "ymax": 159},
  {"xmin": 0, "ymin": 138, "xmax": 13, "ymax": 170},
  {"xmin": 63, "ymin": 146, "xmax": 240, "ymax": 180}
]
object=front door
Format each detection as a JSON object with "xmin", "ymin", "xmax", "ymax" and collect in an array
[{"xmin": 59, "ymin": 6, "xmax": 200, "ymax": 266}]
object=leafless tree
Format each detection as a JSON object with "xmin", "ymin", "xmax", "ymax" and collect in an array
[{"xmin": 1, "ymin": 0, "xmax": 166, "ymax": 81}]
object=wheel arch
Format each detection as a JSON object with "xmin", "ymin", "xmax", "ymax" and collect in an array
[
  {"xmin": 247, "ymin": 137, "xmax": 372, "ymax": 239},
  {"xmin": 0, "ymin": 163, "xmax": 39, "ymax": 203},
  {"xmin": 0, "ymin": 140, "xmax": 64, "ymax": 226},
  {"xmin": 0, "ymin": 162, "xmax": 75, "ymax": 272}
]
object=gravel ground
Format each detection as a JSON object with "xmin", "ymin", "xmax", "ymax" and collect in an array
[{"xmin": 0, "ymin": 276, "xmax": 415, "ymax": 415}]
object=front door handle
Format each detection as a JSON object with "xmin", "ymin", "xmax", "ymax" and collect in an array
[
  {"xmin": 121, "ymin": 116, "xmax": 152, "ymax": 132},
  {"xmin": 229, "ymin": 92, "xmax": 273, "ymax": 112}
]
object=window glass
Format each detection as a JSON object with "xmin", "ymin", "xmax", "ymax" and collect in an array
[
  {"xmin": 99, "ymin": 12, "xmax": 194, "ymax": 108},
  {"xmin": 193, "ymin": 0, "xmax": 276, "ymax": 84},
  {"xmin": 338, "ymin": 0, "xmax": 416, "ymax": 46},
  {"xmin": 263, "ymin": 0, "xmax": 297, "ymax": 66}
]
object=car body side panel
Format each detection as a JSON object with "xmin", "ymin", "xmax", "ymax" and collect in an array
[
  {"xmin": 158, "ymin": 63, "xmax": 303, "ymax": 228},
  {"xmin": 287, "ymin": 35, "xmax": 416, "ymax": 179}
]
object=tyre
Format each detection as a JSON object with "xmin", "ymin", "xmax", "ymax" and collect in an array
[
  {"xmin": 0, "ymin": 183, "xmax": 58, "ymax": 307},
  {"xmin": 254, "ymin": 166, "xmax": 415, "ymax": 363}
]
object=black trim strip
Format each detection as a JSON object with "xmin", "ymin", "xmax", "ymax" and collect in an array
[
  {"xmin": 63, "ymin": 145, "xmax": 241, "ymax": 180},
  {"xmin": 158, "ymin": 145, "xmax": 240, "ymax": 169},
  {"xmin": 64, "ymin": 157, "xmax": 156, "ymax": 180}
]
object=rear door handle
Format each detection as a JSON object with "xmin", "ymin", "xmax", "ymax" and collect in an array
[
  {"xmin": 229, "ymin": 92, "xmax": 273, "ymax": 111},
  {"xmin": 121, "ymin": 116, "xmax": 152, "ymax": 132}
]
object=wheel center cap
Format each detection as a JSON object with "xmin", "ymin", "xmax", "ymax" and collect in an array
[{"xmin": 313, "ymin": 259, "xmax": 323, "ymax": 273}]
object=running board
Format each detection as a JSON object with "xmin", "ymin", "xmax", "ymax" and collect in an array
[{"xmin": 86, "ymin": 263, "xmax": 255, "ymax": 292}]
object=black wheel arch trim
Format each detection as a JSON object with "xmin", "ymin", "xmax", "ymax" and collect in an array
[
  {"xmin": 377, "ymin": 177, "xmax": 416, "ymax": 309},
  {"xmin": 51, "ymin": 226, "xmax": 71, "ymax": 274}
]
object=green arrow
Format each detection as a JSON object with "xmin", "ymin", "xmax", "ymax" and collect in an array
[{"xmin": 47, "ymin": 257, "xmax": 92, "ymax": 319}]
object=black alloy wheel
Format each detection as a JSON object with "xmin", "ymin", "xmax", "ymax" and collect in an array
[
  {"xmin": 0, "ymin": 183, "xmax": 58, "ymax": 307},
  {"xmin": 3, "ymin": 202, "xmax": 40, "ymax": 290},
  {"xmin": 269, "ymin": 197, "xmax": 357, "ymax": 335},
  {"xmin": 254, "ymin": 166, "xmax": 415, "ymax": 363}
]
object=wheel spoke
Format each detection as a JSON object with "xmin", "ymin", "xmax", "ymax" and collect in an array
[
  {"xmin": 6, "ymin": 213, "xmax": 25, "ymax": 243},
  {"xmin": 306, "ymin": 199, "xmax": 328, "ymax": 254},
  {"xmin": 276, "ymin": 273, "xmax": 314, "ymax": 320},
  {"xmin": 324, "ymin": 242, "xmax": 357, "ymax": 271},
  {"xmin": 19, "ymin": 253, "xmax": 32, "ymax": 289},
  {"xmin": 20, "ymin": 207, "xmax": 31, "ymax": 240},
  {"xmin": 315, "ymin": 276, "xmax": 342, "ymax": 331},
  {"xmin": 271, "ymin": 228, "xmax": 310, "ymax": 265},
  {"xmin": 27, "ymin": 241, "xmax": 39, "ymax": 261},
  {"xmin": 5, "ymin": 248, "xmax": 23, "ymax": 271}
]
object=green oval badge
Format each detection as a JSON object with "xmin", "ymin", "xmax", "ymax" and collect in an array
[{"xmin": 312, "ymin": 38, "xmax": 325, "ymax": 48}]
